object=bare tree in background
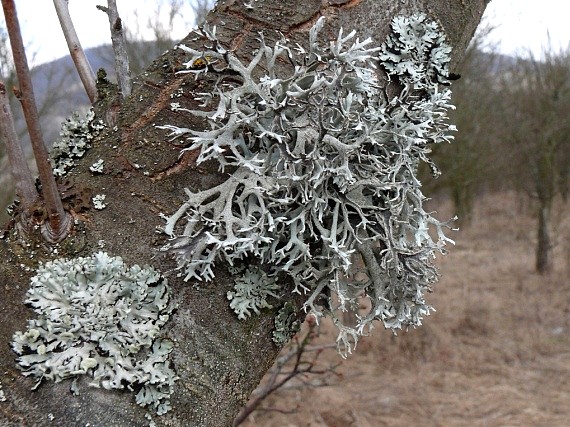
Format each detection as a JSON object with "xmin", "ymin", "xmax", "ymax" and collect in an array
[
  {"xmin": 426, "ymin": 24, "xmax": 501, "ymax": 225},
  {"xmin": 0, "ymin": 24, "xmax": 16, "ymax": 220},
  {"xmin": 192, "ymin": 0, "xmax": 214, "ymax": 25},
  {"xmin": 0, "ymin": 1, "xmax": 215, "ymax": 224},
  {"xmin": 500, "ymin": 47, "xmax": 570, "ymax": 273},
  {"xmin": 0, "ymin": 23, "xmax": 73, "ymax": 225},
  {"xmin": 124, "ymin": 0, "xmax": 189, "ymax": 74},
  {"xmin": 116, "ymin": 0, "xmax": 216, "ymax": 74}
]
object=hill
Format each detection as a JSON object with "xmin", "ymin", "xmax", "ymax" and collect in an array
[{"xmin": 29, "ymin": 41, "xmax": 170, "ymax": 144}]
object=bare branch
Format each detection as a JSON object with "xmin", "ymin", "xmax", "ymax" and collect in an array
[
  {"xmin": 1, "ymin": 0, "xmax": 71, "ymax": 242},
  {"xmin": 0, "ymin": 81, "xmax": 37, "ymax": 209},
  {"xmin": 52, "ymin": 0, "xmax": 97, "ymax": 103},
  {"xmin": 97, "ymin": 0, "xmax": 132, "ymax": 98},
  {"xmin": 192, "ymin": 0, "xmax": 215, "ymax": 26},
  {"xmin": 233, "ymin": 322, "xmax": 340, "ymax": 426}
]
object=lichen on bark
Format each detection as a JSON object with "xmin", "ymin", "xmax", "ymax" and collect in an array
[{"xmin": 159, "ymin": 13, "xmax": 456, "ymax": 355}]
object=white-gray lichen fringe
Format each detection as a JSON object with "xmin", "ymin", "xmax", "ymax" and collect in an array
[{"xmin": 0, "ymin": 379, "xmax": 6, "ymax": 402}]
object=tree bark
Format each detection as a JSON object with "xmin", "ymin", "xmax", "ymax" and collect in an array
[{"xmin": 0, "ymin": 1, "xmax": 488, "ymax": 425}]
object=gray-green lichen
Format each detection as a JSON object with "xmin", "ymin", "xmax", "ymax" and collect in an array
[
  {"xmin": 89, "ymin": 158, "xmax": 105, "ymax": 174},
  {"xmin": 92, "ymin": 193, "xmax": 107, "ymax": 210},
  {"xmin": 272, "ymin": 302, "xmax": 301, "ymax": 345},
  {"xmin": 159, "ymin": 14, "xmax": 456, "ymax": 355},
  {"xmin": 11, "ymin": 252, "xmax": 177, "ymax": 415},
  {"xmin": 50, "ymin": 109, "xmax": 105, "ymax": 176},
  {"xmin": 227, "ymin": 266, "xmax": 280, "ymax": 320}
]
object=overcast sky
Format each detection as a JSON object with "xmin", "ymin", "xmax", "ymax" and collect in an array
[
  {"xmin": 483, "ymin": 0, "xmax": 570, "ymax": 56},
  {"xmin": 13, "ymin": 0, "xmax": 197, "ymax": 66},
  {"xmin": 9, "ymin": 0, "xmax": 570, "ymax": 66}
]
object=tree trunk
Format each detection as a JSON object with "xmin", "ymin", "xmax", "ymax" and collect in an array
[
  {"xmin": 0, "ymin": 1, "xmax": 488, "ymax": 425},
  {"xmin": 535, "ymin": 139, "xmax": 556, "ymax": 274},
  {"xmin": 536, "ymin": 202, "xmax": 552, "ymax": 273}
]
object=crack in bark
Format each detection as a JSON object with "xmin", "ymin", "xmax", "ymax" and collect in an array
[
  {"xmin": 330, "ymin": 0, "xmax": 362, "ymax": 9},
  {"xmin": 129, "ymin": 191, "xmax": 168, "ymax": 214},
  {"xmin": 127, "ymin": 76, "xmax": 188, "ymax": 136},
  {"xmin": 286, "ymin": 0, "xmax": 362, "ymax": 35},
  {"xmin": 230, "ymin": 21, "xmax": 256, "ymax": 51},
  {"xmin": 150, "ymin": 149, "xmax": 200, "ymax": 181},
  {"xmin": 219, "ymin": 9, "xmax": 273, "ymax": 52}
]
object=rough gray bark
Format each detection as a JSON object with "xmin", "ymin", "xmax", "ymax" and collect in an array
[{"xmin": 0, "ymin": 1, "xmax": 488, "ymax": 426}]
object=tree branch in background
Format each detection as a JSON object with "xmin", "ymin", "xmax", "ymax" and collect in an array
[
  {"xmin": 0, "ymin": 81, "xmax": 37, "ymax": 211},
  {"xmin": 233, "ymin": 319, "xmax": 340, "ymax": 426},
  {"xmin": 124, "ymin": 0, "xmax": 186, "ymax": 74},
  {"xmin": 97, "ymin": 0, "xmax": 132, "ymax": 98},
  {"xmin": 192, "ymin": 0, "xmax": 215, "ymax": 26},
  {"xmin": 52, "ymin": 0, "xmax": 97, "ymax": 103},
  {"xmin": 1, "ymin": 0, "xmax": 71, "ymax": 242}
]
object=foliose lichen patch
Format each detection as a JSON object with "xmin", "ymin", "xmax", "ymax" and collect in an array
[
  {"xmin": 272, "ymin": 302, "xmax": 301, "ymax": 346},
  {"xmin": 227, "ymin": 266, "xmax": 280, "ymax": 320},
  {"xmin": 12, "ymin": 252, "xmax": 177, "ymax": 415},
  {"xmin": 159, "ymin": 14, "xmax": 456, "ymax": 355},
  {"xmin": 50, "ymin": 109, "xmax": 105, "ymax": 177}
]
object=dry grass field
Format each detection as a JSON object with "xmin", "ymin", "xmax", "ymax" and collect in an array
[{"xmin": 241, "ymin": 192, "xmax": 570, "ymax": 427}]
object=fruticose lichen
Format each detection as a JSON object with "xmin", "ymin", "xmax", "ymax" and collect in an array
[
  {"xmin": 50, "ymin": 109, "xmax": 105, "ymax": 176},
  {"xmin": 159, "ymin": 14, "xmax": 456, "ymax": 355},
  {"xmin": 12, "ymin": 252, "xmax": 177, "ymax": 415}
]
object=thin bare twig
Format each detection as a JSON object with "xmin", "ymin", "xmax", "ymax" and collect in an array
[
  {"xmin": 1, "ymin": 0, "xmax": 71, "ymax": 242},
  {"xmin": 0, "ymin": 81, "xmax": 38, "ymax": 209},
  {"xmin": 97, "ymin": 0, "xmax": 132, "ymax": 98},
  {"xmin": 53, "ymin": 0, "xmax": 97, "ymax": 103},
  {"xmin": 233, "ymin": 322, "xmax": 340, "ymax": 426}
]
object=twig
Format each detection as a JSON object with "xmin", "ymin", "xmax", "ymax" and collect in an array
[
  {"xmin": 233, "ymin": 322, "xmax": 340, "ymax": 426},
  {"xmin": 1, "ymin": 0, "xmax": 71, "ymax": 242},
  {"xmin": 0, "ymin": 81, "xmax": 38, "ymax": 209},
  {"xmin": 97, "ymin": 0, "xmax": 132, "ymax": 98},
  {"xmin": 52, "ymin": 0, "xmax": 97, "ymax": 103}
]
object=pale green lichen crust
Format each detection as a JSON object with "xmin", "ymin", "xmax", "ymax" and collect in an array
[
  {"xmin": 159, "ymin": 14, "xmax": 456, "ymax": 355},
  {"xmin": 272, "ymin": 302, "xmax": 301, "ymax": 345},
  {"xmin": 227, "ymin": 266, "xmax": 280, "ymax": 320},
  {"xmin": 11, "ymin": 252, "xmax": 177, "ymax": 415},
  {"xmin": 50, "ymin": 109, "xmax": 105, "ymax": 177}
]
